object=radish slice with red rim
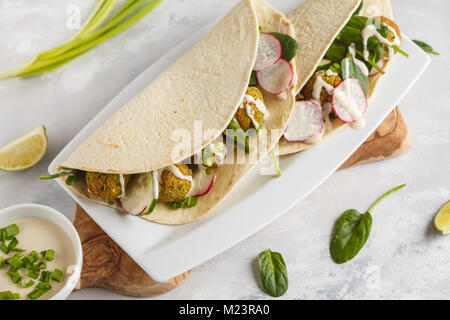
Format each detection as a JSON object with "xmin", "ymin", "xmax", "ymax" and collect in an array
[
  {"xmin": 120, "ymin": 173, "xmax": 154, "ymax": 216},
  {"xmin": 283, "ymin": 100, "xmax": 323, "ymax": 142},
  {"xmin": 369, "ymin": 58, "xmax": 385, "ymax": 77},
  {"xmin": 256, "ymin": 58, "xmax": 293, "ymax": 95},
  {"xmin": 331, "ymin": 78, "xmax": 368, "ymax": 127},
  {"xmin": 191, "ymin": 170, "xmax": 216, "ymax": 197},
  {"xmin": 253, "ymin": 33, "xmax": 282, "ymax": 71}
]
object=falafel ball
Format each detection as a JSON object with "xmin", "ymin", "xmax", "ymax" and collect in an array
[
  {"xmin": 377, "ymin": 16, "xmax": 402, "ymax": 57},
  {"xmin": 86, "ymin": 172, "xmax": 130, "ymax": 200},
  {"xmin": 302, "ymin": 71, "xmax": 342, "ymax": 105},
  {"xmin": 159, "ymin": 162, "xmax": 193, "ymax": 203},
  {"xmin": 235, "ymin": 87, "xmax": 265, "ymax": 131}
]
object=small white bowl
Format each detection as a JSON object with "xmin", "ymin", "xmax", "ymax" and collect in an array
[{"xmin": 0, "ymin": 203, "xmax": 82, "ymax": 300}]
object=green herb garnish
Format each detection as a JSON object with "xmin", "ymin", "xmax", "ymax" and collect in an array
[
  {"xmin": 249, "ymin": 71, "xmax": 257, "ymax": 86},
  {"xmin": 27, "ymin": 289, "xmax": 44, "ymax": 300},
  {"xmin": 7, "ymin": 271, "xmax": 22, "ymax": 284},
  {"xmin": 0, "ymin": 291, "xmax": 20, "ymax": 300},
  {"xmin": 330, "ymin": 184, "xmax": 406, "ymax": 264},
  {"xmin": 413, "ymin": 40, "xmax": 439, "ymax": 55},
  {"xmin": 51, "ymin": 269, "xmax": 64, "ymax": 283},
  {"xmin": 270, "ymin": 149, "xmax": 281, "ymax": 177},
  {"xmin": 258, "ymin": 249, "xmax": 288, "ymax": 298},
  {"xmin": 36, "ymin": 282, "xmax": 52, "ymax": 293},
  {"xmin": 2, "ymin": 224, "xmax": 19, "ymax": 239},
  {"xmin": 168, "ymin": 197, "xmax": 198, "ymax": 210},
  {"xmin": 224, "ymin": 117, "xmax": 249, "ymax": 153},
  {"xmin": 40, "ymin": 270, "xmax": 52, "ymax": 283},
  {"xmin": 41, "ymin": 249, "xmax": 55, "ymax": 261},
  {"xmin": 19, "ymin": 279, "xmax": 35, "ymax": 288},
  {"xmin": 6, "ymin": 256, "xmax": 23, "ymax": 270}
]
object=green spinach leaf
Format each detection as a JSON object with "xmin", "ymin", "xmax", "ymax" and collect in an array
[
  {"xmin": 353, "ymin": 1, "xmax": 364, "ymax": 16},
  {"xmin": 330, "ymin": 210, "xmax": 372, "ymax": 264},
  {"xmin": 258, "ymin": 249, "xmax": 288, "ymax": 297},
  {"xmin": 270, "ymin": 32, "xmax": 298, "ymax": 62},
  {"xmin": 330, "ymin": 184, "xmax": 406, "ymax": 264},
  {"xmin": 413, "ymin": 40, "xmax": 440, "ymax": 55}
]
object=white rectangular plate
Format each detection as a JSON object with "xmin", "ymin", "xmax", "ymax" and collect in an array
[{"xmin": 49, "ymin": 0, "xmax": 430, "ymax": 281}]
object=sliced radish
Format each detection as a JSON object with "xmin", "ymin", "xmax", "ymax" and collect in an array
[
  {"xmin": 191, "ymin": 170, "xmax": 216, "ymax": 197},
  {"xmin": 256, "ymin": 58, "xmax": 293, "ymax": 95},
  {"xmin": 369, "ymin": 58, "xmax": 385, "ymax": 77},
  {"xmin": 332, "ymin": 78, "xmax": 368, "ymax": 124},
  {"xmin": 253, "ymin": 33, "xmax": 282, "ymax": 71},
  {"xmin": 120, "ymin": 173, "xmax": 155, "ymax": 216},
  {"xmin": 283, "ymin": 100, "xmax": 323, "ymax": 142}
]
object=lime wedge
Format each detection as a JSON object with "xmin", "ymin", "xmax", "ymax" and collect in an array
[
  {"xmin": 0, "ymin": 126, "xmax": 48, "ymax": 171},
  {"xmin": 434, "ymin": 201, "xmax": 450, "ymax": 235}
]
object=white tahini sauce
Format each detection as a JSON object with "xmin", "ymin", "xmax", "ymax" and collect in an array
[
  {"xmin": 312, "ymin": 75, "xmax": 334, "ymax": 102},
  {"xmin": 362, "ymin": 23, "xmax": 400, "ymax": 60},
  {"xmin": 241, "ymin": 94, "xmax": 268, "ymax": 129},
  {"xmin": 0, "ymin": 218, "xmax": 76, "ymax": 300},
  {"xmin": 152, "ymin": 171, "xmax": 159, "ymax": 200},
  {"xmin": 118, "ymin": 174, "xmax": 126, "ymax": 198}
]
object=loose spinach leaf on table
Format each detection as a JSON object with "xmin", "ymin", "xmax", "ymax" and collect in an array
[
  {"xmin": 258, "ymin": 249, "xmax": 288, "ymax": 297},
  {"xmin": 413, "ymin": 40, "xmax": 440, "ymax": 55},
  {"xmin": 330, "ymin": 210, "xmax": 372, "ymax": 264},
  {"xmin": 330, "ymin": 184, "xmax": 406, "ymax": 264}
]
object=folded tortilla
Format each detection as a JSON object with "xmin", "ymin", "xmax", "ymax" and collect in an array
[
  {"xmin": 279, "ymin": 0, "xmax": 395, "ymax": 156},
  {"xmin": 60, "ymin": 0, "xmax": 297, "ymax": 224}
]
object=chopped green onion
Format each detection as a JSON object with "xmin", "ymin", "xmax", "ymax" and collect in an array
[
  {"xmin": 65, "ymin": 175, "xmax": 77, "ymax": 185},
  {"xmin": 2, "ymin": 224, "xmax": 19, "ymax": 239},
  {"xmin": 7, "ymin": 237, "xmax": 18, "ymax": 250},
  {"xmin": 42, "ymin": 249, "xmax": 55, "ymax": 261},
  {"xmin": 51, "ymin": 269, "xmax": 64, "ymax": 283},
  {"xmin": 38, "ymin": 262, "xmax": 47, "ymax": 270},
  {"xmin": 36, "ymin": 282, "xmax": 52, "ymax": 293},
  {"xmin": 20, "ymin": 279, "xmax": 35, "ymax": 288},
  {"xmin": 0, "ymin": 256, "xmax": 5, "ymax": 268},
  {"xmin": 7, "ymin": 271, "xmax": 22, "ymax": 284},
  {"xmin": 168, "ymin": 197, "xmax": 198, "ymax": 210},
  {"xmin": 0, "ymin": 242, "xmax": 8, "ymax": 254},
  {"xmin": 28, "ymin": 250, "xmax": 39, "ymax": 264},
  {"xmin": 6, "ymin": 256, "xmax": 23, "ymax": 270},
  {"xmin": 0, "ymin": 291, "xmax": 20, "ymax": 300},
  {"xmin": 392, "ymin": 45, "xmax": 409, "ymax": 57},
  {"xmin": 205, "ymin": 168, "xmax": 212, "ymax": 176},
  {"xmin": 270, "ymin": 149, "xmax": 282, "ymax": 177},
  {"xmin": 27, "ymin": 269, "xmax": 40, "ymax": 280},
  {"xmin": 40, "ymin": 270, "xmax": 52, "ymax": 283},
  {"xmin": 27, "ymin": 289, "xmax": 44, "ymax": 300}
]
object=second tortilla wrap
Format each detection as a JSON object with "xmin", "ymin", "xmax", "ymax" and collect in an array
[{"xmin": 279, "ymin": 0, "xmax": 394, "ymax": 156}]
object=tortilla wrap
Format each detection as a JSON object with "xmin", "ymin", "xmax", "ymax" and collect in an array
[
  {"xmin": 279, "ymin": 0, "xmax": 395, "ymax": 156},
  {"xmin": 61, "ymin": 0, "xmax": 297, "ymax": 224}
]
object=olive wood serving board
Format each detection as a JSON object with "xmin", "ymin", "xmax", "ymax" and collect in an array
[{"xmin": 73, "ymin": 107, "xmax": 410, "ymax": 297}]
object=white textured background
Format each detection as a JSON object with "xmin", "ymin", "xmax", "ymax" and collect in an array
[{"xmin": 0, "ymin": 0, "xmax": 448, "ymax": 299}]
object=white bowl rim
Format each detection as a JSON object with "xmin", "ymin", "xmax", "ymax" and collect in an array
[{"xmin": 0, "ymin": 203, "xmax": 82, "ymax": 300}]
